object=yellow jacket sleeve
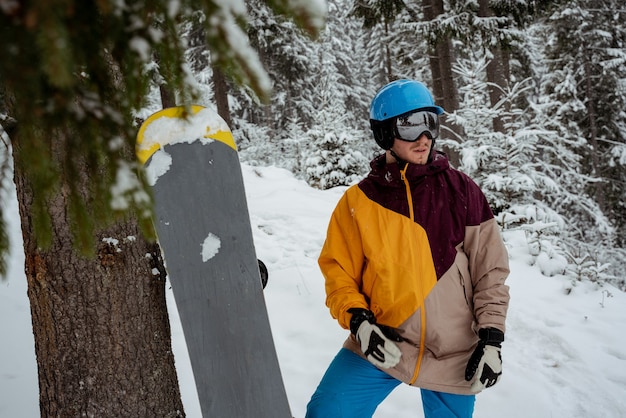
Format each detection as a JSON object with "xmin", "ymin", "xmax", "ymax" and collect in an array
[{"xmin": 318, "ymin": 190, "xmax": 369, "ymax": 330}]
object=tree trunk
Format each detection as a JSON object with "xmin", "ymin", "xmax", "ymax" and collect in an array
[
  {"xmin": 583, "ymin": 57, "xmax": 605, "ymax": 212},
  {"xmin": 384, "ymin": 20, "xmax": 393, "ymax": 81},
  {"xmin": 422, "ymin": 0, "xmax": 462, "ymax": 167},
  {"xmin": 12, "ymin": 129, "xmax": 185, "ymax": 417},
  {"xmin": 479, "ymin": 0, "xmax": 510, "ymax": 134},
  {"xmin": 485, "ymin": 49, "xmax": 510, "ymax": 133},
  {"xmin": 436, "ymin": 39, "xmax": 459, "ymax": 113},
  {"xmin": 212, "ymin": 65, "xmax": 232, "ymax": 127},
  {"xmin": 160, "ymin": 85, "xmax": 177, "ymax": 109}
]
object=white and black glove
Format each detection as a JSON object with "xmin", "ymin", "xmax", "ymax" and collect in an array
[
  {"xmin": 465, "ymin": 327, "xmax": 504, "ymax": 393},
  {"xmin": 348, "ymin": 308, "xmax": 404, "ymax": 369}
]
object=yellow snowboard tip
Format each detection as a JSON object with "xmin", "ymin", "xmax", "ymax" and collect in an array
[{"xmin": 136, "ymin": 105, "xmax": 236, "ymax": 164}]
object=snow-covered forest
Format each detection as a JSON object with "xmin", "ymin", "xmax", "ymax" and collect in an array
[
  {"xmin": 1, "ymin": 2, "xmax": 624, "ymax": 286},
  {"xmin": 132, "ymin": 0, "xmax": 626, "ymax": 290}
]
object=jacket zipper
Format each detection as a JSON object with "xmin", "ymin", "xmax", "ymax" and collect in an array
[
  {"xmin": 400, "ymin": 165, "xmax": 427, "ymax": 385},
  {"xmin": 400, "ymin": 166, "xmax": 414, "ymax": 220}
]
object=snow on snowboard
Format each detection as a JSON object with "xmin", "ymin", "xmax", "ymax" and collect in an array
[{"xmin": 136, "ymin": 105, "xmax": 291, "ymax": 417}]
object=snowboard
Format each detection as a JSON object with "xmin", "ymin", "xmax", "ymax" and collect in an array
[{"xmin": 136, "ymin": 105, "xmax": 291, "ymax": 417}]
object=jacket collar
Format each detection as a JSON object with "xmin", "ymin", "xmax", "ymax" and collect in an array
[{"xmin": 368, "ymin": 151, "xmax": 450, "ymax": 185}]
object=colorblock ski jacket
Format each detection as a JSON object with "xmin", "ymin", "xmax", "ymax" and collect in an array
[{"xmin": 318, "ymin": 151, "xmax": 510, "ymax": 395}]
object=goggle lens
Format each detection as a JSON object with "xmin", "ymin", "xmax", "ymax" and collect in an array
[{"xmin": 395, "ymin": 111, "xmax": 439, "ymax": 141}]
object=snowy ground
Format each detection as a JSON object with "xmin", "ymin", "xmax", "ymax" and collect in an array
[{"xmin": 2, "ymin": 163, "xmax": 626, "ymax": 417}]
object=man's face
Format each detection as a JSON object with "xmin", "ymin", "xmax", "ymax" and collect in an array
[{"xmin": 390, "ymin": 135, "xmax": 433, "ymax": 165}]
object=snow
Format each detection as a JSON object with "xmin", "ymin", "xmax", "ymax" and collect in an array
[
  {"xmin": 145, "ymin": 150, "xmax": 173, "ymax": 186},
  {"xmin": 101, "ymin": 236, "xmax": 137, "ymax": 254},
  {"xmin": 101, "ymin": 237, "xmax": 122, "ymax": 253},
  {"xmin": 129, "ymin": 36, "xmax": 151, "ymax": 62},
  {"xmin": 109, "ymin": 159, "xmax": 151, "ymax": 210},
  {"xmin": 141, "ymin": 108, "xmax": 225, "ymax": 150},
  {"xmin": 140, "ymin": 108, "xmax": 227, "ymax": 185},
  {"xmin": 285, "ymin": 0, "xmax": 328, "ymax": 33},
  {"xmin": 2, "ymin": 163, "xmax": 626, "ymax": 417},
  {"xmin": 201, "ymin": 233, "xmax": 221, "ymax": 262}
]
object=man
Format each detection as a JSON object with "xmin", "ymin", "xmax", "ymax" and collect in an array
[{"xmin": 306, "ymin": 79, "xmax": 510, "ymax": 418}]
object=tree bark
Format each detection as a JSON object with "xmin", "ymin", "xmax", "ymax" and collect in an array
[
  {"xmin": 160, "ymin": 85, "xmax": 177, "ymax": 109},
  {"xmin": 422, "ymin": 0, "xmax": 462, "ymax": 167},
  {"xmin": 583, "ymin": 57, "xmax": 604, "ymax": 212},
  {"xmin": 479, "ymin": 0, "xmax": 510, "ymax": 134},
  {"xmin": 384, "ymin": 20, "xmax": 393, "ymax": 81},
  {"xmin": 12, "ymin": 127, "xmax": 185, "ymax": 417},
  {"xmin": 212, "ymin": 65, "xmax": 232, "ymax": 127},
  {"xmin": 485, "ymin": 49, "xmax": 510, "ymax": 133}
]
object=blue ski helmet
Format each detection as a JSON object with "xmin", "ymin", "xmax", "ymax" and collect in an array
[{"xmin": 370, "ymin": 79, "xmax": 444, "ymax": 150}]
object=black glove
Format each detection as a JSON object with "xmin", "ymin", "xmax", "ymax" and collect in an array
[
  {"xmin": 465, "ymin": 327, "xmax": 504, "ymax": 392},
  {"xmin": 347, "ymin": 308, "xmax": 404, "ymax": 369}
]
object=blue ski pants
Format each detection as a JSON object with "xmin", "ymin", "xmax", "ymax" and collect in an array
[{"xmin": 306, "ymin": 348, "xmax": 475, "ymax": 418}]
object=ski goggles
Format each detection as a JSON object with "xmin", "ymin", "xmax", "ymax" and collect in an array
[{"xmin": 394, "ymin": 110, "xmax": 440, "ymax": 141}]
